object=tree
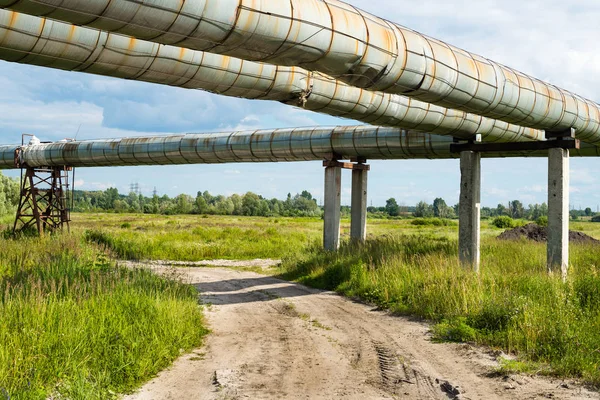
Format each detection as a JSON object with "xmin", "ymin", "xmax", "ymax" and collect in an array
[
  {"xmin": 481, "ymin": 207, "xmax": 492, "ymax": 218},
  {"xmin": 585, "ymin": 207, "xmax": 593, "ymax": 217},
  {"xmin": 293, "ymin": 194, "xmax": 319, "ymax": 215},
  {"xmin": 509, "ymin": 200, "xmax": 524, "ymax": 219},
  {"xmin": 496, "ymin": 203, "xmax": 507, "ymax": 217},
  {"xmin": 113, "ymin": 199, "xmax": 128, "ymax": 213},
  {"xmin": 0, "ymin": 172, "xmax": 18, "ymax": 215},
  {"xmin": 202, "ymin": 190, "xmax": 213, "ymax": 205},
  {"xmin": 385, "ymin": 198, "xmax": 400, "ymax": 216},
  {"xmin": 433, "ymin": 198, "xmax": 450, "ymax": 218},
  {"xmin": 215, "ymin": 198, "xmax": 235, "ymax": 215},
  {"xmin": 195, "ymin": 195, "xmax": 208, "ymax": 214},
  {"xmin": 300, "ymin": 190, "xmax": 313, "ymax": 201},
  {"xmin": 529, "ymin": 204, "xmax": 542, "ymax": 220},
  {"xmin": 539, "ymin": 203, "xmax": 548, "ymax": 217},
  {"xmin": 414, "ymin": 201, "xmax": 434, "ymax": 218},
  {"xmin": 127, "ymin": 192, "xmax": 141, "ymax": 213},
  {"xmin": 230, "ymin": 194, "xmax": 243, "ymax": 215},
  {"xmin": 99, "ymin": 187, "xmax": 119, "ymax": 209},
  {"xmin": 257, "ymin": 200, "xmax": 270, "ymax": 216},
  {"xmin": 241, "ymin": 192, "xmax": 261, "ymax": 216},
  {"xmin": 174, "ymin": 194, "xmax": 193, "ymax": 214}
]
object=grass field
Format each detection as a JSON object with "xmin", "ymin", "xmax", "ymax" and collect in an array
[
  {"xmin": 67, "ymin": 213, "xmax": 569, "ymax": 261},
  {"xmin": 74, "ymin": 213, "xmax": 323, "ymax": 261},
  {"xmin": 3, "ymin": 212, "xmax": 600, "ymax": 395},
  {"xmin": 0, "ymin": 230, "xmax": 207, "ymax": 400}
]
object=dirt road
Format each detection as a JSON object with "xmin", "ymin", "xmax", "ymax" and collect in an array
[{"xmin": 125, "ymin": 267, "xmax": 597, "ymax": 400}]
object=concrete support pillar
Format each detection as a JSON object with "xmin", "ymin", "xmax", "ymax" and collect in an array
[
  {"xmin": 323, "ymin": 166, "xmax": 342, "ymax": 251},
  {"xmin": 351, "ymin": 168, "xmax": 368, "ymax": 243},
  {"xmin": 459, "ymin": 151, "xmax": 481, "ymax": 272},
  {"xmin": 547, "ymin": 147, "xmax": 569, "ymax": 280}
]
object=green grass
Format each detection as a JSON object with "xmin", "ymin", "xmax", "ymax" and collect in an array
[
  {"xmin": 69, "ymin": 213, "xmax": 518, "ymax": 261},
  {"xmin": 0, "ymin": 235, "xmax": 207, "ymax": 400},
  {"xmin": 74, "ymin": 213, "xmax": 322, "ymax": 261},
  {"xmin": 278, "ymin": 234, "xmax": 600, "ymax": 386}
]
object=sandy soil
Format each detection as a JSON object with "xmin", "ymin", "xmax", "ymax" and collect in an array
[{"xmin": 124, "ymin": 266, "xmax": 598, "ymax": 400}]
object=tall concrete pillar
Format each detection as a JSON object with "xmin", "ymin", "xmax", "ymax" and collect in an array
[
  {"xmin": 459, "ymin": 151, "xmax": 481, "ymax": 272},
  {"xmin": 323, "ymin": 166, "xmax": 342, "ymax": 251},
  {"xmin": 351, "ymin": 168, "xmax": 368, "ymax": 243},
  {"xmin": 547, "ymin": 147, "xmax": 569, "ymax": 280}
]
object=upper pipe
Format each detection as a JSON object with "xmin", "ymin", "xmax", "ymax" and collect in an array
[
  {"xmin": 3, "ymin": 0, "xmax": 599, "ymax": 144},
  {"xmin": 0, "ymin": 9, "xmax": 544, "ymax": 143},
  {"xmin": 1, "ymin": 126, "xmax": 598, "ymax": 170}
]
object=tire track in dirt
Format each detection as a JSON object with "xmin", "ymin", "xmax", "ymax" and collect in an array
[{"xmin": 124, "ymin": 266, "xmax": 598, "ymax": 400}]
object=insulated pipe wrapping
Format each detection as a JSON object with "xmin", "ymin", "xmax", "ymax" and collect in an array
[
  {"xmin": 4, "ymin": 0, "xmax": 599, "ymax": 143},
  {"xmin": 0, "ymin": 10, "xmax": 543, "ymax": 143},
  {"xmin": 1, "ymin": 126, "xmax": 598, "ymax": 171}
]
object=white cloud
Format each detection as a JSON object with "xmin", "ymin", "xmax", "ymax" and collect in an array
[
  {"xmin": 521, "ymin": 185, "xmax": 546, "ymax": 194},
  {"xmin": 79, "ymin": 181, "xmax": 116, "ymax": 191},
  {"xmin": 571, "ymin": 168, "xmax": 596, "ymax": 184}
]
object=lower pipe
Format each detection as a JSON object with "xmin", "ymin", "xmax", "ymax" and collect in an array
[{"xmin": 0, "ymin": 126, "xmax": 598, "ymax": 170}]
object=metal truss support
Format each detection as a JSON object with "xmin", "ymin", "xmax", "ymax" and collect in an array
[{"xmin": 13, "ymin": 166, "xmax": 72, "ymax": 235}]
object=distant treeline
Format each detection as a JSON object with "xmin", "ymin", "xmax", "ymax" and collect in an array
[
  {"xmin": 370, "ymin": 197, "xmax": 598, "ymax": 221},
  {"xmin": 73, "ymin": 188, "xmax": 598, "ymax": 222},
  {"xmin": 0, "ymin": 170, "xmax": 596, "ymax": 221},
  {"xmin": 72, "ymin": 189, "xmax": 322, "ymax": 217}
]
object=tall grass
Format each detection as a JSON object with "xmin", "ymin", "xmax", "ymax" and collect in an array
[
  {"xmin": 0, "ymin": 235, "xmax": 207, "ymax": 400},
  {"xmin": 79, "ymin": 214, "xmax": 321, "ymax": 261},
  {"xmin": 280, "ymin": 235, "xmax": 600, "ymax": 386}
]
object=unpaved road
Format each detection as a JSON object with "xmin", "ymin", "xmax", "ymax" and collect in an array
[{"xmin": 125, "ymin": 266, "xmax": 598, "ymax": 400}]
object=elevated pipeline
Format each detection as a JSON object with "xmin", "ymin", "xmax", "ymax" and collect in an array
[
  {"xmin": 0, "ymin": 10, "xmax": 543, "ymax": 143},
  {"xmin": 3, "ymin": 0, "xmax": 598, "ymax": 143},
  {"xmin": 2, "ymin": 126, "xmax": 598, "ymax": 170}
]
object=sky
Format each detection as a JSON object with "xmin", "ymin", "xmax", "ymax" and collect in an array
[{"xmin": 0, "ymin": 0, "xmax": 599, "ymax": 209}]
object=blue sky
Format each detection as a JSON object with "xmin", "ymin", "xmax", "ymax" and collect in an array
[{"xmin": 0, "ymin": 0, "xmax": 599, "ymax": 208}]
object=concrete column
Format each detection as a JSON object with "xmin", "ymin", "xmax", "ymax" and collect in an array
[
  {"xmin": 351, "ymin": 168, "xmax": 368, "ymax": 243},
  {"xmin": 323, "ymin": 166, "xmax": 342, "ymax": 251},
  {"xmin": 547, "ymin": 147, "xmax": 569, "ymax": 280},
  {"xmin": 459, "ymin": 151, "xmax": 481, "ymax": 272}
]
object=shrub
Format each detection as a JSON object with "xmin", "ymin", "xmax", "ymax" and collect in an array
[
  {"xmin": 433, "ymin": 317, "xmax": 477, "ymax": 343},
  {"xmin": 411, "ymin": 218, "xmax": 456, "ymax": 227},
  {"xmin": 592, "ymin": 215, "xmax": 600, "ymax": 223},
  {"xmin": 536, "ymin": 216, "xmax": 548, "ymax": 227},
  {"xmin": 492, "ymin": 216, "xmax": 515, "ymax": 229}
]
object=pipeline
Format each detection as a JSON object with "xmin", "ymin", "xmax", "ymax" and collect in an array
[
  {"xmin": 3, "ymin": 0, "xmax": 599, "ymax": 144},
  {"xmin": 2, "ymin": 126, "xmax": 598, "ymax": 170},
  {"xmin": 0, "ymin": 10, "xmax": 544, "ymax": 143}
]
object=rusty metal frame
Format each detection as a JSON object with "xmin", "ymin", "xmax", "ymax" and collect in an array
[
  {"xmin": 13, "ymin": 166, "xmax": 72, "ymax": 235},
  {"xmin": 323, "ymin": 160, "xmax": 370, "ymax": 171}
]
